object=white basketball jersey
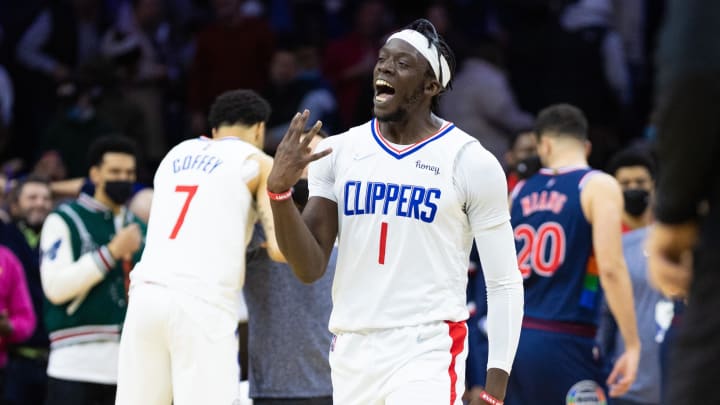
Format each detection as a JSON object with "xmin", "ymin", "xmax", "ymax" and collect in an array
[
  {"xmin": 309, "ymin": 119, "xmax": 509, "ymax": 332},
  {"xmin": 131, "ymin": 136, "xmax": 260, "ymax": 316}
]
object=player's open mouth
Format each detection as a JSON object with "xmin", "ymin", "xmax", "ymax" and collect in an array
[{"xmin": 374, "ymin": 79, "xmax": 395, "ymax": 103}]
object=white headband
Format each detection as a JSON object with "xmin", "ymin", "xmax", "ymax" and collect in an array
[{"xmin": 386, "ymin": 29, "xmax": 451, "ymax": 88}]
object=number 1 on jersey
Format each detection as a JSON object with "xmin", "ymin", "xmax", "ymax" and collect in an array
[
  {"xmin": 378, "ymin": 222, "xmax": 388, "ymax": 264},
  {"xmin": 169, "ymin": 185, "xmax": 198, "ymax": 239}
]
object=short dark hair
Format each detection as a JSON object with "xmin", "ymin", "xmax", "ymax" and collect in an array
[
  {"xmin": 509, "ymin": 130, "xmax": 535, "ymax": 149},
  {"xmin": 9, "ymin": 174, "xmax": 51, "ymax": 205},
  {"xmin": 208, "ymin": 89, "xmax": 271, "ymax": 130},
  {"xmin": 534, "ymin": 104, "xmax": 588, "ymax": 141},
  {"xmin": 87, "ymin": 135, "xmax": 137, "ymax": 169},
  {"xmin": 606, "ymin": 147, "xmax": 656, "ymax": 179},
  {"xmin": 405, "ymin": 19, "xmax": 456, "ymax": 111}
]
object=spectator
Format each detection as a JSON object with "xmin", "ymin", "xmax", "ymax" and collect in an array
[
  {"xmin": 323, "ymin": 0, "xmax": 389, "ymax": 129},
  {"xmin": 111, "ymin": 0, "xmax": 174, "ymax": 166},
  {"xmin": 439, "ymin": 39, "xmax": 534, "ymax": 160},
  {"xmin": 187, "ymin": 0, "xmax": 274, "ymax": 135},
  {"xmin": 0, "ymin": 244, "xmax": 36, "ymax": 376},
  {"xmin": 646, "ymin": 1, "xmax": 720, "ymax": 403},
  {"xmin": 293, "ymin": 40, "xmax": 338, "ymax": 137},
  {"xmin": 39, "ymin": 136, "xmax": 145, "ymax": 405},
  {"xmin": 263, "ymin": 43, "xmax": 339, "ymax": 154},
  {"xmin": 14, "ymin": 0, "xmax": 108, "ymax": 162},
  {"xmin": 543, "ymin": 0, "xmax": 631, "ymax": 166},
  {"xmin": 598, "ymin": 147, "xmax": 665, "ymax": 405},
  {"xmin": 244, "ymin": 132, "xmax": 334, "ymax": 405},
  {"xmin": 1, "ymin": 175, "xmax": 53, "ymax": 405},
  {"xmin": 40, "ymin": 79, "xmax": 117, "ymax": 179},
  {"xmin": 504, "ymin": 131, "xmax": 538, "ymax": 192},
  {"xmin": 127, "ymin": 187, "xmax": 152, "ymax": 224}
]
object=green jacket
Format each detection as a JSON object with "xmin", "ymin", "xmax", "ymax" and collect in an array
[{"xmin": 43, "ymin": 194, "xmax": 145, "ymax": 348}]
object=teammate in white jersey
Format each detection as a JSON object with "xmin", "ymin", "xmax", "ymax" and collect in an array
[
  {"xmin": 115, "ymin": 90, "xmax": 285, "ymax": 405},
  {"xmin": 267, "ymin": 19, "xmax": 523, "ymax": 405}
]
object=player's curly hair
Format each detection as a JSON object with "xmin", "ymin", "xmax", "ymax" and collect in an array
[
  {"xmin": 405, "ymin": 18, "xmax": 456, "ymax": 111},
  {"xmin": 208, "ymin": 89, "xmax": 272, "ymax": 129}
]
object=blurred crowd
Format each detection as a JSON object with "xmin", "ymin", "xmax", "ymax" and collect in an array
[
  {"xmin": 0, "ymin": 0, "xmax": 672, "ymax": 404},
  {"xmin": 0, "ymin": 0, "xmax": 663, "ymax": 184}
]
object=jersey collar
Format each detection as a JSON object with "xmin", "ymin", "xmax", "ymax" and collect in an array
[{"xmin": 371, "ymin": 118, "xmax": 455, "ymax": 159}]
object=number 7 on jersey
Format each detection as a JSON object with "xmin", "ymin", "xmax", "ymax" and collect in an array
[{"xmin": 169, "ymin": 185, "xmax": 198, "ymax": 239}]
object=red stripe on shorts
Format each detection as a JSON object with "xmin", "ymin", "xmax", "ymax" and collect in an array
[{"xmin": 446, "ymin": 320, "xmax": 467, "ymax": 405}]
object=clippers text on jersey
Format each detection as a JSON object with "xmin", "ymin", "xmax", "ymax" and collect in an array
[{"xmin": 343, "ymin": 181, "xmax": 440, "ymax": 223}]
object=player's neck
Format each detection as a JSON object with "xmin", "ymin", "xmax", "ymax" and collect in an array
[
  {"xmin": 544, "ymin": 152, "xmax": 588, "ymax": 170},
  {"xmin": 213, "ymin": 126, "xmax": 259, "ymax": 146},
  {"xmin": 378, "ymin": 114, "xmax": 443, "ymax": 145}
]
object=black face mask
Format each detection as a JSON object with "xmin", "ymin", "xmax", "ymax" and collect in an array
[
  {"xmin": 292, "ymin": 179, "xmax": 309, "ymax": 211},
  {"xmin": 516, "ymin": 155, "xmax": 542, "ymax": 180},
  {"xmin": 104, "ymin": 181, "xmax": 134, "ymax": 205},
  {"xmin": 623, "ymin": 188, "xmax": 650, "ymax": 217}
]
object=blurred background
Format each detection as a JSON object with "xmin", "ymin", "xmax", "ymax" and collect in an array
[{"xmin": 0, "ymin": 0, "xmax": 665, "ymax": 186}]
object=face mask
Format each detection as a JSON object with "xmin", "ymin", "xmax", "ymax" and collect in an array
[
  {"xmin": 623, "ymin": 188, "xmax": 650, "ymax": 217},
  {"xmin": 516, "ymin": 155, "xmax": 542, "ymax": 180},
  {"xmin": 104, "ymin": 180, "xmax": 134, "ymax": 205},
  {"xmin": 292, "ymin": 179, "xmax": 309, "ymax": 211}
]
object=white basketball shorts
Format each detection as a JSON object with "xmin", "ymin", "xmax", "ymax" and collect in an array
[
  {"xmin": 329, "ymin": 320, "xmax": 468, "ymax": 405},
  {"xmin": 115, "ymin": 282, "xmax": 240, "ymax": 405}
]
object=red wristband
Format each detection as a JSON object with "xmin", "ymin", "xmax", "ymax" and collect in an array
[
  {"xmin": 479, "ymin": 390, "xmax": 504, "ymax": 405},
  {"xmin": 267, "ymin": 189, "xmax": 293, "ymax": 201}
]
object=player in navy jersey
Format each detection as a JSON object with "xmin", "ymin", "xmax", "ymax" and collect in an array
[
  {"xmin": 266, "ymin": 19, "xmax": 523, "ymax": 405},
  {"xmin": 506, "ymin": 104, "xmax": 640, "ymax": 405}
]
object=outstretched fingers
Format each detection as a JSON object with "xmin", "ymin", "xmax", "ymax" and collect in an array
[
  {"xmin": 300, "ymin": 119, "xmax": 323, "ymax": 148},
  {"xmin": 304, "ymin": 148, "xmax": 333, "ymax": 164},
  {"xmin": 286, "ymin": 110, "xmax": 311, "ymax": 143}
]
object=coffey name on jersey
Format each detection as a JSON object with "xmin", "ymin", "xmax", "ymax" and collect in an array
[{"xmin": 131, "ymin": 137, "xmax": 260, "ymax": 316}]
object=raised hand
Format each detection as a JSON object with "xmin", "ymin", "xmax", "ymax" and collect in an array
[
  {"xmin": 108, "ymin": 223, "xmax": 143, "ymax": 262},
  {"xmin": 267, "ymin": 110, "xmax": 331, "ymax": 193}
]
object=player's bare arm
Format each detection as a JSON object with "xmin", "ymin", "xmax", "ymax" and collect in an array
[
  {"xmin": 581, "ymin": 172, "xmax": 640, "ymax": 397},
  {"xmin": 247, "ymin": 153, "xmax": 286, "ymax": 263},
  {"xmin": 267, "ymin": 110, "xmax": 335, "ymax": 283}
]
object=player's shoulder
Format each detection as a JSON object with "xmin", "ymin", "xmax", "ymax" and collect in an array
[{"xmin": 580, "ymin": 170, "xmax": 622, "ymax": 199}]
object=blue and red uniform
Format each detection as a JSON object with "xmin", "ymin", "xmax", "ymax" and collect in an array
[{"xmin": 507, "ymin": 167, "xmax": 608, "ymax": 405}]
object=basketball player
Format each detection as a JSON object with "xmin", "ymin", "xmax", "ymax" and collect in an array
[
  {"xmin": 506, "ymin": 104, "xmax": 640, "ymax": 404},
  {"xmin": 115, "ymin": 89, "xmax": 284, "ymax": 405},
  {"xmin": 267, "ymin": 19, "xmax": 523, "ymax": 405}
]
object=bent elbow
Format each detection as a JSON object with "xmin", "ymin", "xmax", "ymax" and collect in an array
[
  {"xmin": 267, "ymin": 248, "xmax": 287, "ymax": 263},
  {"xmin": 42, "ymin": 284, "xmax": 73, "ymax": 306},
  {"xmin": 292, "ymin": 265, "xmax": 325, "ymax": 284}
]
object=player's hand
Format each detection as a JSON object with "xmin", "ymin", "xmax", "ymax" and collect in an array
[
  {"xmin": 465, "ymin": 386, "xmax": 489, "ymax": 405},
  {"xmin": 108, "ymin": 223, "xmax": 142, "ymax": 262},
  {"xmin": 646, "ymin": 222, "xmax": 697, "ymax": 298},
  {"xmin": 606, "ymin": 346, "xmax": 640, "ymax": 397},
  {"xmin": 267, "ymin": 110, "xmax": 331, "ymax": 193}
]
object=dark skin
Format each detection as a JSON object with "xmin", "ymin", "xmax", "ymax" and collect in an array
[{"xmin": 267, "ymin": 39, "xmax": 507, "ymax": 404}]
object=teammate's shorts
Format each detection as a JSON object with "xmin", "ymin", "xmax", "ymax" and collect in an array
[
  {"xmin": 506, "ymin": 327, "xmax": 609, "ymax": 405},
  {"xmin": 115, "ymin": 282, "xmax": 240, "ymax": 405},
  {"xmin": 329, "ymin": 320, "xmax": 467, "ymax": 405}
]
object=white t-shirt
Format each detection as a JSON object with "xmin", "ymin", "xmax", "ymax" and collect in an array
[
  {"xmin": 309, "ymin": 119, "xmax": 514, "ymax": 332},
  {"xmin": 131, "ymin": 137, "xmax": 260, "ymax": 318}
]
